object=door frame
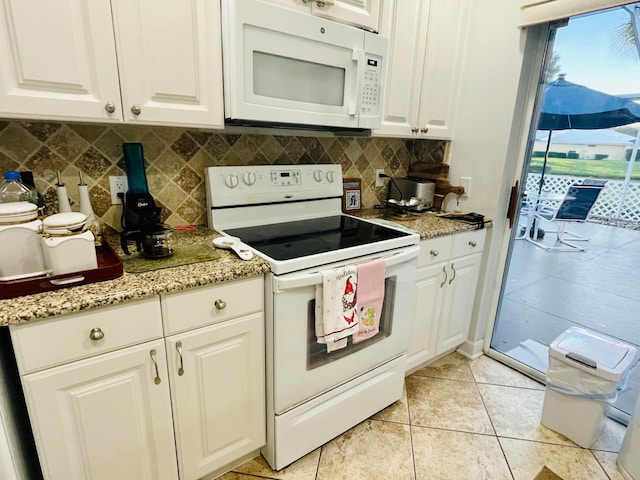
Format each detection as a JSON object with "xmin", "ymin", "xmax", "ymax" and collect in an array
[{"xmin": 481, "ymin": 22, "xmax": 555, "ymax": 375}]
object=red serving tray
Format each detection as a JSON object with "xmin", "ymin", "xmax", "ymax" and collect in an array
[{"xmin": 0, "ymin": 241, "xmax": 123, "ymax": 299}]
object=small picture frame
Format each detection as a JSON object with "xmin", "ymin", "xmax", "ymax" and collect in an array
[{"xmin": 343, "ymin": 178, "xmax": 361, "ymax": 212}]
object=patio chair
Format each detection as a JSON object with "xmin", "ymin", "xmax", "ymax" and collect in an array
[{"xmin": 531, "ymin": 180, "xmax": 606, "ymax": 251}]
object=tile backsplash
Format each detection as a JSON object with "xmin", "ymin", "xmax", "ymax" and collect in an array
[{"xmin": 0, "ymin": 120, "xmax": 446, "ymax": 232}]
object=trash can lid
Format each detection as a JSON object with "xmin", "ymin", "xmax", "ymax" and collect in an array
[{"xmin": 549, "ymin": 327, "xmax": 637, "ymax": 380}]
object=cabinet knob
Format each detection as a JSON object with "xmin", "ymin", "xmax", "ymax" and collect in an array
[
  {"xmin": 131, "ymin": 104, "xmax": 142, "ymax": 115},
  {"xmin": 104, "ymin": 101, "xmax": 116, "ymax": 114},
  {"xmin": 411, "ymin": 127, "xmax": 419, "ymax": 133},
  {"xmin": 214, "ymin": 299, "xmax": 227, "ymax": 310},
  {"xmin": 469, "ymin": 240, "xmax": 477, "ymax": 247},
  {"xmin": 420, "ymin": 128, "xmax": 429, "ymax": 133},
  {"xmin": 89, "ymin": 328, "xmax": 104, "ymax": 341},
  {"xmin": 430, "ymin": 249, "xmax": 439, "ymax": 257}
]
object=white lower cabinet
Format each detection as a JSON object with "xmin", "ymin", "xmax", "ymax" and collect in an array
[
  {"xmin": 9, "ymin": 277, "xmax": 265, "ymax": 480},
  {"xmin": 21, "ymin": 340, "xmax": 178, "ymax": 480},
  {"xmin": 166, "ymin": 313, "xmax": 265, "ymax": 480},
  {"xmin": 406, "ymin": 230, "xmax": 485, "ymax": 372}
]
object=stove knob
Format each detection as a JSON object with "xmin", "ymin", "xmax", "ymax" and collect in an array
[
  {"xmin": 313, "ymin": 170, "xmax": 324, "ymax": 182},
  {"xmin": 243, "ymin": 172, "xmax": 256, "ymax": 185},
  {"xmin": 224, "ymin": 174, "xmax": 239, "ymax": 188},
  {"xmin": 326, "ymin": 171, "xmax": 335, "ymax": 183}
]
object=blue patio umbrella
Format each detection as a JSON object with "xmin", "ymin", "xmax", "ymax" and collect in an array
[{"xmin": 536, "ymin": 75, "xmax": 640, "ymax": 194}]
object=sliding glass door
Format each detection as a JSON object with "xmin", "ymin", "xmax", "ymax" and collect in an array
[{"xmin": 490, "ymin": 6, "xmax": 640, "ymax": 420}]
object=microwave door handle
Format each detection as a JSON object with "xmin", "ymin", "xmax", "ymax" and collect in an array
[{"xmin": 349, "ymin": 48, "xmax": 365, "ymax": 116}]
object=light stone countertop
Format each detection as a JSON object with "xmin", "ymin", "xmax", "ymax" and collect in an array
[
  {"xmin": 0, "ymin": 227, "xmax": 270, "ymax": 326},
  {"xmin": 0, "ymin": 213, "xmax": 489, "ymax": 326},
  {"xmin": 355, "ymin": 208, "xmax": 491, "ymax": 239}
]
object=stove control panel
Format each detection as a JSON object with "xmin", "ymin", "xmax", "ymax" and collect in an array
[
  {"xmin": 270, "ymin": 169, "xmax": 301, "ymax": 186},
  {"xmin": 206, "ymin": 164, "xmax": 343, "ymax": 208}
]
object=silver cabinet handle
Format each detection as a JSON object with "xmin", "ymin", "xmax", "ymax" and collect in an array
[
  {"xmin": 469, "ymin": 240, "xmax": 477, "ymax": 247},
  {"xmin": 176, "ymin": 341, "xmax": 184, "ymax": 376},
  {"xmin": 89, "ymin": 328, "xmax": 104, "ymax": 341},
  {"xmin": 411, "ymin": 127, "xmax": 419, "ymax": 133},
  {"xmin": 214, "ymin": 299, "xmax": 227, "ymax": 310},
  {"xmin": 449, "ymin": 263, "xmax": 456, "ymax": 285},
  {"xmin": 104, "ymin": 101, "xmax": 116, "ymax": 113},
  {"xmin": 150, "ymin": 349, "xmax": 161, "ymax": 385},
  {"xmin": 440, "ymin": 265, "xmax": 447, "ymax": 288},
  {"xmin": 131, "ymin": 104, "xmax": 141, "ymax": 115},
  {"xmin": 430, "ymin": 249, "xmax": 439, "ymax": 257},
  {"xmin": 420, "ymin": 128, "xmax": 429, "ymax": 133}
]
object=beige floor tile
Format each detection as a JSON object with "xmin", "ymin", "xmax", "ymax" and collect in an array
[
  {"xmin": 500, "ymin": 437, "xmax": 609, "ymax": 480},
  {"xmin": 412, "ymin": 426, "xmax": 512, "ymax": 480},
  {"xmin": 592, "ymin": 450, "xmax": 628, "ymax": 480},
  {"xmin": 411, "ymin": 352, "xmax": 475, "ymax": 382},
  {"xmin": 372, "ymin": 383, "xmax": 410, "ymax": 424},
  {"xmin": 219, "ymin": 473, "xmax": 272, "ymax": 480},
  {"xmin": 592, "ymin": 417, "xmax": 626, "ymax": 452},
  {"xmin": 478, "ymin": 384, "xmax": 574, "ymax": 445},
  {"xmin": 406, "ymin": 376, "xmax": 495, "ymax": 434},
  {"xmin": 316, "ymin": 419, "xmax": 414, "ymax": 480},
  {"xmin": 469, "ymin": 355, "xmax": 544, "ymax": 390},
  {"xmin": 232, "ymin": 450, "xmax": 320, "ymax": 480}
]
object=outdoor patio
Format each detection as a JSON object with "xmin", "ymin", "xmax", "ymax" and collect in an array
[{"xmin": 492, "ymin": 219, "xmax": 640, "ymax": 416}]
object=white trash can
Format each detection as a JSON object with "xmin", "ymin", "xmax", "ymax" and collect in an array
[
  {"xmin": 618, "ymin": 392, "xmax": 640, "ymax": 480},
  {"xmin": 541, "ymin": 327, "xmax": 637, "ymax": 448}
]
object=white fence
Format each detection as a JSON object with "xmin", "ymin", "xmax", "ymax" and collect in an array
[{"xmin": 526, "ymin": 173, "xmax": 640, "ymax": 224}]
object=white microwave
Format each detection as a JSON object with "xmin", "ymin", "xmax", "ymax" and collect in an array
[{"xmin": 221, "ymin": 0, "xmax": 387, "ymax": 130}]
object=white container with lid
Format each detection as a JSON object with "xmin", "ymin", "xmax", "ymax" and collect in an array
[
  {"xmin": 42, "ymin": 212, "xmax": 97, "ymax": 275},
  {"xmin": 0, "ymin": 202, "xmax": 48, "ymax": 281},
  {"xmin": 541, "ymin": 327, "xmax": 637, "ymax": 447}
]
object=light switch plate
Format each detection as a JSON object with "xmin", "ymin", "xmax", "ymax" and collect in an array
[{"xmin": 460, "ymin": 176, "xmax": 471, "ymax": 197}]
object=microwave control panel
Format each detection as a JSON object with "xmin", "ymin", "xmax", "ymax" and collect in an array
[{"xmin": 361, "ymin": 56, "xmax": 381, "ymax": 115}]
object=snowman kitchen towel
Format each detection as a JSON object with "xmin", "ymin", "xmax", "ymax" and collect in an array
[{"xmin": 315, "ymin": 265, "xmax": 359, "ymax": 352}]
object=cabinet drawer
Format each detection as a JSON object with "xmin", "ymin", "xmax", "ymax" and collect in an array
[
  {"xmin": 161, "ymin": 277, "xmax": 263, "ymax": 335},
  {"xmin": 418, "ymin": 236, "xmax": 452, "ymax": 267},
  {"xmin": 10, "ymin": 297, "xmax": 163, "ymax": 374},
  {"xmin": 451, "ymin": 230, "xmax": 486, "ymax": 258}
]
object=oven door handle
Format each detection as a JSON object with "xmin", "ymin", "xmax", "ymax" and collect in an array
[{"xmin": 272, "ymin": 245, "xmax": 419, "ymax": 292}]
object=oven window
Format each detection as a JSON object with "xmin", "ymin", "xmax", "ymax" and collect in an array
[
  {"xmin": 253, "ymin": 51, "xmax": 345, "ymax": 106},
  {"xmin": 307, "ymin": 276, "xmax": 396, "ymax": 370}
]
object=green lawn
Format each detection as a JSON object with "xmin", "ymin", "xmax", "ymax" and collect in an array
[{"xmin": 529, "ymin": 156, "xmax": 640, "ymax": 181}]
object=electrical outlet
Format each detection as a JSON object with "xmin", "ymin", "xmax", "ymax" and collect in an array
[
  {"xmin": 109, "ymin": 175, "xmax": 128, "ymax": 204},
  {"xmin": 375, "ymin": 169, "xmax": 386, "ymax": 187},
  {"xmin": 460, "ymin": 176, "xmax": 471, "ymax": 197}
]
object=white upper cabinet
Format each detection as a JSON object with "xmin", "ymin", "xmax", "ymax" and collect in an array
[
  {"xmin": 0, "ymin": 0, "xmax": 224, "ymax": 128},
  {"xmin": 261, "ymin": 0, "xmax": 381, "ymax": 32},
  {"xmin": 110, "ymin": 0, "xmax": 224, "ymax": 127},
  {"xmin": 0, "ymin": 0, "xmax": 122, "ymax": 122},
  {"xmin": 374, "ymin": 0, "xmax": 470, "ymax": 139}
]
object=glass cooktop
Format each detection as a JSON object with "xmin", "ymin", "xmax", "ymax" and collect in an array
[{"xmin": 225, "ymin": 215, "xmax": 411, "ymax": 261}]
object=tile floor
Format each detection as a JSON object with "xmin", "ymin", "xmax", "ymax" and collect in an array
[{"xmin": 220, "ymin": 352, "xmax": 629, "ymax": 480}]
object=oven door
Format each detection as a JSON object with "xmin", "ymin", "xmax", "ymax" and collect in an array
[
  {"xmin": 267, "ymin": 245, "xmax": 418, "ymax": 414},
  {"xmin": 222, "ymin": 0, "xmax": 385, "ymax": 129}
]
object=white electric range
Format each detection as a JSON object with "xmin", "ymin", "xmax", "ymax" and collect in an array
[{"xmin": 205, "ymin": 164, "xmax": 419, "ymax": 470}]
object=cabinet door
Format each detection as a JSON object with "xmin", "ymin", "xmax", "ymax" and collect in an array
[
  {"xmin": 417, "ymin": 0, "xmax": 470, "ymax": 139},
  {"xmin": 406, "ymin": 261, "xmax": 446, "ymax": 372},
  {"xmin": 111, "ymin": 0, "xmax": 224, "ymax": 128},
  {"xmin": 166, "ymin": 313, "xmax": 265, "ymax": 480},
  {"xmin": 312, "ymin": 0, "xmax": 381, "ymax": 32},
  {"xmin": 436, "ymin": 253, "xmax": 482, "ymax": 356},
  {"xmin": 21, "ymin": 341, "xmax": 178, "ymax": 480},
  {"xmin": 0, "ymin": 0, "xmax": 122, "ymax": 122},
  {"xmin": 373, "ymin": 0, "xmax": 429, "ymax": 137}
]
